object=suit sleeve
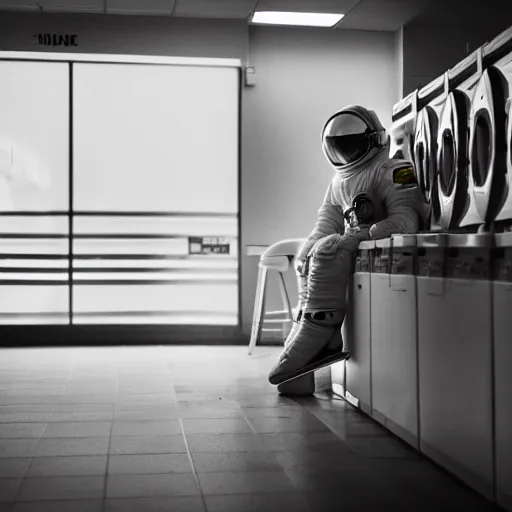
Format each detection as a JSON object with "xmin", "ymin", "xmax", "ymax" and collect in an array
[
  {"xmin": 296, "ymin": 181, "xmax": 345, "ymax": 265},
  {"xmin": 369, "ymin": 162, "xmax": 422, "ymax": 240}
]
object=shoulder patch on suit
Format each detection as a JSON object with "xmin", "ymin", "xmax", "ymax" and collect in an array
[{"xmin": 393, "ymin": 166, "xmax": 417, "ymax": 185}]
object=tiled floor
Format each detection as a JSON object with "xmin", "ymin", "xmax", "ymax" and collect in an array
[{"xmin": 0, "ymin": 346, "xmax": 501, "ymax": 511}]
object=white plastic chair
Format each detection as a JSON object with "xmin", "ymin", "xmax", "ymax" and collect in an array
[{"xmin": 248, "ymin": 238, "xmax": 306, "ymax": 355}]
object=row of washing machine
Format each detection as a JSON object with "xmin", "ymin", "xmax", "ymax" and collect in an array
[
  {"xmin": 390, "ymin": 24, "xmax": 512, "ymax": 232},
  {"xmin": 329, "ymin": 22, "xmax": 512, "ymax": 511},
  {"xmin": 331, "ymin": 231, "xmax": 511, "ymax": 511}
]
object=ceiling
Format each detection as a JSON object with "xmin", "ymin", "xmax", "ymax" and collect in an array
[
  {"xmin": 0, "ymin": 0, "xmax": 426, "ymax": 31},
  {"xmin": 0, "ymin": 0, "xmax": 508, "ymax": 31}
]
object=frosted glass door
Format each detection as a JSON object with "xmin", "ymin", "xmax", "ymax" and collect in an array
[
  {"xmin": 72, "ymin": 63, "xmax": 239, "ymax": 325},
  {"xmin": 0, "ymin": 61, "xmax": 70, "ymax": 324},
  {"xmin": 73, "ymin": 63, "xmax": 238, "ymax": 213}
]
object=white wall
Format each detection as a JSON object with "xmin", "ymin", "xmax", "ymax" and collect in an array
[
  {"xmin": 241, "ymin": 26, "xmax": 397, "ymax": 332},
  {"xmin": 394, "ymin": 26, "xmax": 404, "ymax": 101},
  {"xmin": 402, "ymin": 20, "xmax": 511, "ymax": 96}
]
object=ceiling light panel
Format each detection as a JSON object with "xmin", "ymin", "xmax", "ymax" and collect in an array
[
  {"xmin": 256, "ymin": 0, "xmax": 357, "ymax": 15},
  {"xmin": 252, "ymin": 11, "xmax": 344, "ymax": 27}
]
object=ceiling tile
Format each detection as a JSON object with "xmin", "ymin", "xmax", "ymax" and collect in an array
[
  {"xmin": 338, "ymin": 0, "xmax": 427, "ymax": 31},
  {"xmin": 173, "ymin": 0, "xmax": 258, "ymax": 19},
  {"xmin": 0, "ymin": 0, "xmax": 38, "ymax": 10},
  {"xmin": 256, "ymin": 0, "xmax": 357, "ymax": 14},
  {"xmin": 106, "ymin": 0, "xmax": 175, "ymax": 16},
  {"xmin": 39, "ymin": 0, "xmax": 104, "ymax": 13}
]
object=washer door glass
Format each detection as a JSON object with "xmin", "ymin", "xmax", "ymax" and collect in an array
[
  {"xmin": 509, "ymin": 114, "xmax": 512, "ymax": 167},
  {"xmin": 415, "ymin": 141, "xmax": 429, "ymax": 198},
  {"xmin": 439, "ymin": 128, "xmax": 456, "ymax": 197},
  {"xmin": 471, "ymin": 110, "xmax": 492, "ymax": 187}
]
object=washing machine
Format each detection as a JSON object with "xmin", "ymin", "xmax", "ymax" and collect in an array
[
  {"xmin": 493, "ymin": 231, "xmax": 512, "ymax": 511},
  {"xmin": 435, "ymin": 51, "xmax": 482, "ymax": 230},
  {"xmin": 413, "ymin": 75, "xmax": 447, "ymax": 231},
  {"xmin": 485, "ymin": 26, "xmax": 512, "ymax": 512},
  {"xmin": 390, "ymin": 92, "xmax": 434, "ymax": 229},
  {"xmin": 435, "ymin": 90, "xmax": 470, "ymax": 230},
  {"xmin": 482, "ymin": 26, "xmax": 512, "ymax": 227},
  {"xmin": 342, "ymin": 240, "xmax": 374, "ymax": 415},
  {"xmin": 436, "ymin": 50, "xmax": 482, "ymax": 230},
  {"xmin": 370, "ymin": 235, "xmax": 419, "ymax": 448},
  {"xmin": 417, "ymin": 232, "xmax": 494, "ymax": 500},
  {"xmin": 459, "ymin": 30, "xmax": 511, "ymax": 228}
]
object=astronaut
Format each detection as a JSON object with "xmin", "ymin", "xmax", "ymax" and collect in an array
[{"xmin": 268, "ymin": 105, "xmax": 423, "ymax": 388}]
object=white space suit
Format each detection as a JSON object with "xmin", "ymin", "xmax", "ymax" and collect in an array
[{"xmin": 268, "ymin": 105, "xmax": 423, "ymax": 388}]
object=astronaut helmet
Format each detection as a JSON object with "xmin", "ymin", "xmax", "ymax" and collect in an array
[{"xmin": 322, "ymin": 105, "xmax": 389, "ymax": 170}]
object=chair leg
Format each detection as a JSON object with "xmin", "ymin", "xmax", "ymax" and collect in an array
[
  {"xmin": 248, "ymin": 266, "xmax": 268, "ymax": 355},
  {"xmin": 277, "ymin": 271, "xmax": 293, "ymax": 340}
]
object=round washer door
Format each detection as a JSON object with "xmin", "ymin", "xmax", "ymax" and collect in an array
[
  {"xmin": 468, "ymin": 66, "xmax": 508, "ymax": 223},
  {"xmin": 414, "ymin": 106, "xmax": 439, "ymax": 223},
  {"xmin": 436, "ymin": 90, "xmax": 470, "ymax": 229}
]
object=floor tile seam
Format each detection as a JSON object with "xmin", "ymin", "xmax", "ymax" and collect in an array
[
  {"xmin": 11, "ymin": 415, "xmax": 57, "ymax": 500},
  {"xmin": 102, "ymin": 374, "xmax": 119, "ymax": 512},
  {"xmin": 59, "ymin": 366, "xmax": 75, "ymax": 409},
  {"xmin": 166, "ymin": 362, "xmax": 206, "ymax": 509},
  {"xmin": 236, "ymin": 402, "xmax": 259, "ymax": 436},
  {"xmin": 9, "ymin": 435, "xmax": 113, "ymax": 441},
  {"xmin": 13, "ymin": 491, "xmax": 200, "ymax": 503},
  {"xmin": 8, "ymin": 368, "xmax": 74, "ymax": 503},
  {"xmin": 12, "ymin": 489, "xmax": 313, "ymax": 501},
  {"xmin": 1, "ymin": 450, "xmax": 195, "ymax": 460},
  {"xmin": 10, "ymin": 468, "xmax": 293, "ymax": 479},
  {"xmin": 15, "ymin": 467, "xmax": 195, "ymax": 478},
  {"xmin": 177, "ymin": 418, "xmax": 208, "ymax": 510}
]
